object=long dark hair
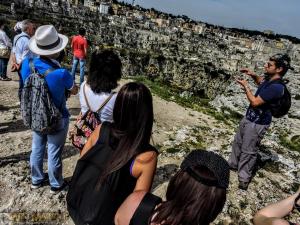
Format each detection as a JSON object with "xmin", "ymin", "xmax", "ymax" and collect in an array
[
  {"xmin": 100, "ymin": 82, "xmax": 154, "ymax": 182},
  {"xmin": 87, "ymin": 50, "xmax": 122, "ymax": 93},
  {"xmin": 152, "ymin": 165, "xmax": 227, "ymax": 225}
]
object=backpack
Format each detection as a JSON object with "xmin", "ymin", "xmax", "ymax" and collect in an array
[
  {"xmin": 268, "ymin": 79, "xmax": 291, "ymax": 118},
  {"xmin": 69, "ymin": 84, "xmax": 114, "ymax": 151},
  {"xmin": 67, "ymin": 122, "xmax": 127, "ymax": 225},
  {"xmin": 21, "ymin": 59, "xmax": 62, "ymax": 134},
  {"xmin": 129, "ymin": 193, "xmax": 162, "ymax": 225}
]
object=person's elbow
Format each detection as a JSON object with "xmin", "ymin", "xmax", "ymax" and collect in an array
[
  {"xmin": 250, "ymin": 97, "xmax": 265, "ymax": 108},
  {"xmin": 250, "ymin": 101, "xmax": 261, "ymax": 107}
]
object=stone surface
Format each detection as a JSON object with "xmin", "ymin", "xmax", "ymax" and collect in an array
[{"xmin": 0, "ymin": 1, "xmax": 299, "ymax": 224}]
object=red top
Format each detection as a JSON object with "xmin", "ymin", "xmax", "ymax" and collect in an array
[{"xmin": 71, "ymin": 35, "xmax": 88, "ymax": 59}]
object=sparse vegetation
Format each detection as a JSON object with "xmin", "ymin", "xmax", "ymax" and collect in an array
[
  {"xmin": 131, "ymin": 76, "xmax": 241, "ymax": 125},
  {"xmin": 279, "ymin": 133, "xmax": 300, "ymax": 153}
]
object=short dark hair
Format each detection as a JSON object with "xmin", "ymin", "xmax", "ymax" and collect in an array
[
  {"xmin": 79, "ymin": 27, "xmax": 86, "ymax": 36},
  {"xmin": 0, "ymin": 18, "xmax": 6, "ymax": 27},
  {"xmin": 270, "ymin": 53, "xmax": 293, "ymax": 76},
  {"xmin": 87, "ymin": 50, "xmax": 122, "ymax": 93}
]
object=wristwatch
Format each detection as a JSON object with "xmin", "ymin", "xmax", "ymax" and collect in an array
[{"xmin": 294, "ymin": 193, "xmax": 300, "ymax": 212}]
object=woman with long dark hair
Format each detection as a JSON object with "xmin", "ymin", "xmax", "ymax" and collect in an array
[
  {"xmin": 68, "ymin": 82, "xmax": 158, "ymax": 225},
  {"xmin": 115, "ymin": 150, "xmax": 230, "ymax": 225}
]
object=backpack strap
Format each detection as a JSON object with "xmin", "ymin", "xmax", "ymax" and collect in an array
[
  {"xmin": 129, "ymin": 193, "xmax": 162, "ymax": 225},
  {"xmin": 83, "ymin": 84, "xmax": 92, "ymax": 110},
  {"xmin": 14, "ymin": 35, "xmax": 30, "ymax": 47},
  {"xmin": 29, "ymin": 59, "xmax": 36, "ymax": 74},
  {"xmin": 96, "ymin": 122, "xmax": 111, "ymax": 146},
  {"xmin": 29, "ymin": 58, "xmax": 55, "ymax": 77},
  {"xmin": 267, "ymin": 78, "xmax": 289, "ymax": 86}
]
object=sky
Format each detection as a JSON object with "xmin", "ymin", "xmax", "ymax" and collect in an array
[{"xmin": 121, "ymin": 0, "xmax": 300, "ymax": 38}]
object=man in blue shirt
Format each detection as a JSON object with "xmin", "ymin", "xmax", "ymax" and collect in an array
[
  {"xmin": 228, "ymin": 53, "xmax": 293, "ymax": 190},
  {"xmin": 21, "ymin": 25, "xmax": 78, "ymax": 194}
]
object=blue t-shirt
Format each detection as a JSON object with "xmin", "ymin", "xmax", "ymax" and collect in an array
[
  {"xmin": 246, "ymin": 80, "xmax": 284, "ymax": 125},
  {"xmin": 21, "ymin": 57, "xmax": 74, "ymax": 118}
]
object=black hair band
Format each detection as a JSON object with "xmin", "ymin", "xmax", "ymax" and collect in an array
[
  {"xmin": 37, "ymin": 38, "xmax": 60, "ymax": 50},
  {"xmin": 185, "ymin": 167, "xmax": 223, "ymax": 189}
]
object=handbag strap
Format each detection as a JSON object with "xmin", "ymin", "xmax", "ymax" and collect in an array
[
  {"xmin": 96, "ymin": 92, "xmax": 115, "ymax": 112},
  {"xmin": 83, "ymin": 84, "xmax": 115, "ymax": 112},
  {"xmin": 83, "ymin": 84, "xmax": 92, "ymax": 110}
]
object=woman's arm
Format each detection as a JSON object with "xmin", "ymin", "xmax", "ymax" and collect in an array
[
  {"xmin": 114, "ymin": 191, "xmax": 147, "ymax": 225},
  {"xmin": 80, "ymin": 124, "xmax": 101, "ymax": 157},
  {"xmin": 131, "ymin": 151, "xmax": 158, "ymax": 192},
  {"xmin": 253, "ymin": 187, "xmax": 300, "ymax": 225}
]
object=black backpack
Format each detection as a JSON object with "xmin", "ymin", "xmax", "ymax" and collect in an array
[
  {"xmin": 67, "ymin": 122, "xmax": 131, "ymax": 225},
  {"xmin": 21, "ymin": 59, "xmax": 62, "ymax": 134},
  {"xmin": 267, "ymin": 79, "xmax": 291, "ymax": 118}
]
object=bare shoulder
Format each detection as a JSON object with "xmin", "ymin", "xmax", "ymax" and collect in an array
[{"xmin": 135, "ymin": 150, "xmax": 158, "ymax": 164}]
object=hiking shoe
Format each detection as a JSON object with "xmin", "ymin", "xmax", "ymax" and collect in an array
[
  {"xmin": 0, "ymin": 77, "xmax": 12, "ymax": 81},
  {"xmin": 229, "ymin": 166, "xmax": 238, "ymax": 171},
  {"xmin": 238, "ymin": 181, "xmax": 249, "ymax": 190},
  {"xmin": 31, "ymin": 174, "xmax": 49, "ymax": 189},
  {"xmin": 50, "ymin": 182, "xmax": 68, "ymax": 194}
]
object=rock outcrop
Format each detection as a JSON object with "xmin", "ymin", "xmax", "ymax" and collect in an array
[{"xmin": 0, "ymin": 1, "xmax": 299, "ymax": 224}]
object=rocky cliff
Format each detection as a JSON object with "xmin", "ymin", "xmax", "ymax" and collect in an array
[{"xmin": 0, "ymin": 1, "xmax": 299, "ymax": 224}]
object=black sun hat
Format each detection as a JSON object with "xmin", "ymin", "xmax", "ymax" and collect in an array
[{"xmin": 180, "ymin": 150, "xmax": 230, "ymax": 189}]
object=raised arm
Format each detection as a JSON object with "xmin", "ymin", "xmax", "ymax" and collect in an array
[
  {"xmin": 240, "ymin": 68, "xmax": 263, "ymax": 85},
  {"xmin": 236, "ymin": 79, "xmax": 265, "ymax": 107}
]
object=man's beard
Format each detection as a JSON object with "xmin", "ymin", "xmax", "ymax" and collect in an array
[{"xmin": 263, "ymin": 72, "xmax": 271, "ymax": 80}]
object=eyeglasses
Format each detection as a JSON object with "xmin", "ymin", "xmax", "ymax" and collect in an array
[{"xmin": 266, "ymin": 62, "xmax": 275, "ymax": 68}]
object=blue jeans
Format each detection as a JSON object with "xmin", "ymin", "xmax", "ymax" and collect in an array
[
  {"xmin": 71, "ymin": 56, "xmax": 86, "ymax": 84},
  {"xmin": 0, "ymin": 58, "xmax": 8, "ymax": 78},
  {"xmin": 30, "ymin": 117, "xmax": 69, "ymax": 188}
]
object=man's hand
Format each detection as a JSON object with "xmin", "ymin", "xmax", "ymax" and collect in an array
[
  {"xmin": 236, "ymin": 79, "xmax": 248, "ymax": 91},
  {"xmin": 240, "ymin": 68, "xmax": 256, "ymax": 77},
  {"xmin": 240, "ymin": 68, "xmax": 263, "ymax": 85}
]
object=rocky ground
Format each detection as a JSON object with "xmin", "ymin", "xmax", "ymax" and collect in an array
[{"xmin": 0, "ymin": 68, "xmax": 299, "ymax": 224}]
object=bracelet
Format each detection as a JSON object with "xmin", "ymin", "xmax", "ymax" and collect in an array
[{"xmin": 294, "ymin": 193, "xmax": 300, "ymax": 212}]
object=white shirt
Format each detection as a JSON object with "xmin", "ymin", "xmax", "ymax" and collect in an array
[
  {"xmin": 0, "ymin": 29, "xmax": 12, "ymax": 49},
  {"xmin": 79, "ymin": 81, "xmax": 117, "ymax": 122},
  {"xmin": 14, "ymin": 32, "xmax": 35, "ymax": 64}
]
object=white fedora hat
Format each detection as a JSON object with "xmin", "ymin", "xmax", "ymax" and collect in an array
[{"xmin": 29, "ymin": 25, "xmax": 68, "ymax": 56}]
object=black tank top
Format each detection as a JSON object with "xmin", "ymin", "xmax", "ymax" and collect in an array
[{"xmin": 97, "ymin": 122, "xmax": 158, "ymax": 225}]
